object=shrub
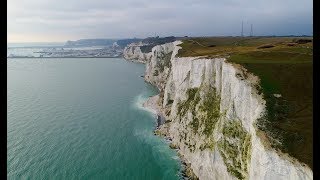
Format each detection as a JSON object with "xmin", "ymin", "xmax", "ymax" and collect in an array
[{"xmin": 257, "ymin": 44, "xmax": 275, "ymax": 49}]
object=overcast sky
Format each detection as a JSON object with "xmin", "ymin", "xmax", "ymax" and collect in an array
[{"xmin": 8, "ymin": 0, "xmax": 313, "ymax": 42}]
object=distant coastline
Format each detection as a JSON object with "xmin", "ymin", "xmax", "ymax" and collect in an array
[{"xmin": 7, "ymin": 56, "xmax": 122, "ymax": 58}]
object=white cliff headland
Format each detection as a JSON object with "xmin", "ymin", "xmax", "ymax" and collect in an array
[
  {"xmin": 123, "ymin": 42, "xmax": 151, "ymax": 63},
  {"xmin": 123, "ymin": 40, "xmax": 313, "ymax": 180}
]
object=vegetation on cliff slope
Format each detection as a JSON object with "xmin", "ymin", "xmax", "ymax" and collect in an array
[
  {"xmin": 176, "ymin": 86, "xmax": 221, "ymax": 152},
  {"xmin": 175, "ymin": 85, "xmax": 252, "ymax": 179},
  {"xmin": 177, "ymin": 86, "xmax": 221, "ymax": 137},
  {"xmin": 177, "ymin": 36, "xmax": 313, "ymax": 169},
  {"xmin": 218, "ymin": 120, "xmax": 251, "ymax": 180}
]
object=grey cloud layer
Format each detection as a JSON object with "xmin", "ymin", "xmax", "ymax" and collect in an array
[{"xmin": 8, "ymin": 0, "xmax": 312, "ymax": 41}]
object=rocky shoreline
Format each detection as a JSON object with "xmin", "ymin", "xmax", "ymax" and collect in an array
[{"xmin": 143, "ymin": 95, "xmax": 198, "ymax": 180}]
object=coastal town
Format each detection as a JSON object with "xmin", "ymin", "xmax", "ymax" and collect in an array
[{"xmin": 7, "ymin": 41, "xmax": 124, "ymax": 58}]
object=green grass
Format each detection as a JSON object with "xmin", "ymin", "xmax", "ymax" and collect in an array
[
  {"xmin": 177, "ymin": 36, "xmax": 312, "ymax": 58},
  {"xmin": 247, "ymin": 62, "xmax": 313, "ymax": 169},
  {"xmin": 177, "ymin": 36, "xmax": 313, "ymax": 169},
  {"xmin": 229, "ymin": 51, "xmax": 311, "ymax": 64}
]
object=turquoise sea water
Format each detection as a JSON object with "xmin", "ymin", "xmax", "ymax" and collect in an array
[{"xmin": 7, "ymin": 58, "xmax": 181, "ymax": 179}]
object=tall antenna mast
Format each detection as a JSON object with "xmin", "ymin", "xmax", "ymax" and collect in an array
[
  {"xmin": 250, "ymin": 24, "xmax": 253, "ymax": 36},
  {"xmin": 241, "ymin": 21, "xmax": 244, "ymax": 37}
]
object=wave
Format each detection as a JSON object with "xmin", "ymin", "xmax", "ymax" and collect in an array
[
  {"xmin": 131, "ymin": 91, "xmax": 183, "ymax": 179},
  {"xmin": 132, "ymin": 92, "xmax": 157, "ymax": 115}
]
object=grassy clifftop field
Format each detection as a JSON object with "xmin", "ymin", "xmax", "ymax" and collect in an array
[{"xmin": 177, "ymin": 37, "xmax": 313, "ymax": 169}]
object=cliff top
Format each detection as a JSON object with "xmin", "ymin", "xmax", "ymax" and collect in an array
[
  {"xmin": 177, "ymin": 36, "xmax": 312, "ymax": 60},
  {"xmin": 177, "ymin": 36, "xmax": 313, "ymax": 169}
]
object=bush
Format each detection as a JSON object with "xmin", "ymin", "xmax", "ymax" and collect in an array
[
  {"xmin": 153, "ymin": 70, "xmax": 159, "ymax": 76},
  {"xmin": 294, "ymin": 39, "xmax": 312, "ymax": 44},
  {"xmin": 257, "ymin": 44, "xmax": 275, "ymax": 49}
]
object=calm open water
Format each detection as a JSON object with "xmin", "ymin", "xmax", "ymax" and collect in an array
[{"xmin": 7, "ymin": 58, "xmax": 181, "ymax": 179}]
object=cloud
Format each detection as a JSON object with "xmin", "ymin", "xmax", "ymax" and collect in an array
[{"xmin": 7, "ymin": 0, "xmax": 313, "ymax": 42}]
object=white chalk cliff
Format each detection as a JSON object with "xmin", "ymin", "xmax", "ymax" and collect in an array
[
  {"xmin": 123, "ymin": 41, "xmax": 313, "ymax": 180},
  {"xmin": 123, "ymin": 44, "xmax": 152, "ymax": 63}
]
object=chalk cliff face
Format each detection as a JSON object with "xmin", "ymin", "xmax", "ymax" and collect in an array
[
  {"xmin": 144, "ymin": 43, "xmax": 175, "ymax": 90},
  {"xmin": 123, "ymin": 45, "xmax": 152, "ymax": 63},
  {"xmin": 123, "ymin": 41, "xmax": 313, "ymax": 180}
]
